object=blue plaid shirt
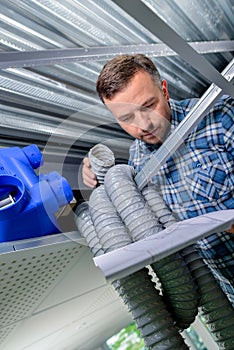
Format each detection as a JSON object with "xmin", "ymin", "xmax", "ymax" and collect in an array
[{"xmin": 129, "ymin": 95, "xmax": 234, "ymax": 305}]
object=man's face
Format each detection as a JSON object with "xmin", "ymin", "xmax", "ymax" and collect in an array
[{"xmin": 103, "ymin": 70, "xmax": 171, "ymax": 145}]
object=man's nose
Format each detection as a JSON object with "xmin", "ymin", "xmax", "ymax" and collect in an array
[{"xmin": 135, "ymin": 110, "xmax": 152, "ymax": 131}]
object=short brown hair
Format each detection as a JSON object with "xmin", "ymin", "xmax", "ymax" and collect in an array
[{"xmin": 96, "ymin": 54, "xmax": 161, "ymax": 102}]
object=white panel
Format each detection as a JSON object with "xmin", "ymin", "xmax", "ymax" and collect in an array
[{"xmin": 36, "ymin": 246, "xmax": 106, "ymax": 311}]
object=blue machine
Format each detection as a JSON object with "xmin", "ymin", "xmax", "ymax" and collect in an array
[{"xmin": 0, "ymin": 144, "xmax": 73, "ymax": 242}]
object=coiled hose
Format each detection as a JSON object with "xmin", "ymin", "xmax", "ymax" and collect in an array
[
  {"xmin": 105, "ymin": 165, "xmax": 198, "ymax": 332},
  {"xmin": 76, "ymin": 143, "xmax": 234, "ymax": 349},
  {"xmin": 88, "ymin": 143, "xmax": 115, "ymax": 185},
  {"xmin": 78, "ymin": 186, "xmax": 188, "ymax": 349},
  {"xmin": 142, "ymin": 184, "xmax": 234, "ymax": 349}
]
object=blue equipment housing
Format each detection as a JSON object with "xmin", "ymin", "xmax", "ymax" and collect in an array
[{"xmin": 0, "ymin": 144, "xmax": 73, "ymax": 242}]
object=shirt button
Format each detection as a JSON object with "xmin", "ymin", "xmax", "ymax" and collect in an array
[{"xmin": 196, "ymin": 162, "xmax": 202, "ymax": 168}]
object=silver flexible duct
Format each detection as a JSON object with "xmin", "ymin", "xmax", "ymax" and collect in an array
[
  {"xmin": 75, "ymin": 201, "xmax": 103, "ymax": 257},
  {"xmin": 88, "ymin": 143, "xmax": 115, "ymax": 185},
  {"xmin": 181, "ymin": 246, "xmax": 234, "ymax": 349},
  {"xmin": 141, "ymin": 185, "xmax": 234, "ymax": 349},
  {"xmin": 75, "ymin": 143, "xmax": 234, "ymax": 349},
  {"xmin": 104, "ymin": 165, "xmax": 198, "ymax": 330},
  {"xmin": 142, "ymin": 185, "xmax": 199, "ymax": 329},
  {"xmin": 81, "ymin": 185, "xmax": 188, "ymax": 349}
]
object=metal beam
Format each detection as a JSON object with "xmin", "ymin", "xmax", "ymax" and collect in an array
[
  {"xmin": 112, "ymin": 0, "xmax": 234, "ymax": 96},
  {"xmin": 0, "ymin": 40, "xmax": 233, "ymax": 69}
]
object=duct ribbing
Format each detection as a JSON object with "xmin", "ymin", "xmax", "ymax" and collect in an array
[
  {"xmin": 83, "ymin": 185, "xmax": 188, "ymax": 349},
  {"xmin": 105, "ymin": 165, "xmax": 198, "ymax": 330},
  {"xmin": 75, "ymin": 143, "xmax": 234, "ymax": 349}
]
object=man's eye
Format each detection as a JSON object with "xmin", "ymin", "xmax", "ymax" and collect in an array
[
  {"xmin": 141, "ymin": 103, "xmax": 154, "ymax": 111},
  {"xmin": 121, "ymin": 115, "xmax": 133, "ymax": 122},
  {"xmin": 148, "ymin": 102, "xmax": 156, "ymax": 108}
]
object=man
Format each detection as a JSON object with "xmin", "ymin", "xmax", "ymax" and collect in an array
[{"xmin": 82, "ymin": 54, "xmax": 234, "ymax": 305}]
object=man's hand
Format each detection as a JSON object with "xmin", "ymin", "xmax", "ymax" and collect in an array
[
  {"xmin": 82, "ymin": 157, "xmax": 97, "ymax": 188},
  {"xmin": 226, "ymin": 224, "xmax": 234, "ymax": 234}
]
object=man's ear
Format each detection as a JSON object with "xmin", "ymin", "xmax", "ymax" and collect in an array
[{"xmin": 161, "ymin": 80, "xmax": 170, "ymax": 101}]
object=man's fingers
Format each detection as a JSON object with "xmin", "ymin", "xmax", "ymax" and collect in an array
[
  {"xmin": 82, "ymin": 157, "xmax": 97, "ymax": 188},
  {"xmin": 83, "ymin": 157, "xmax": 91, "ymax": 167},
  {"xmin": 226, "ymin": 224, "xmax": 234, "ymax": 234}
]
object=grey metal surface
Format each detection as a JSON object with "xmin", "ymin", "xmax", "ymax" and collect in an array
[
  {"xmin": 0, "ymin": 239, "xmax": 85, "ymax": 346},
  {"xmin": 0, "ymin": 40, "xmax": 233, "ymax": 69},
  {"xmin": 94, "ymin": 209, "xmax": 234, "ymax": 283},
  {"xmin": 113, "ymin": 0, "xmax": 234, "ymax": 95},
  {"xmin": 0, "ymin": 236, "xmax": 131, "ymax": 350},
  {"xmin": 0, "ymin": 231, "xmax": 86, "ymax": 255}
]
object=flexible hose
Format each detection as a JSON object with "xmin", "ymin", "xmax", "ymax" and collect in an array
[
  {"xmin": 142, "ymin": 185, "xmax": 199, "ymax": 329},
  {"xmin": 181, "ymin": 246, "xmax": 234, "ymax": 349},
  {"xmin": 81, "ymin": 185, "xmax": 188, "ymax": 349},
  {"xmin": 105, "ymin": 165, "xmax": 198, "ymax": 330},
  {"xmin": 75, "ymin": 201, "xmax": 104, "ymax": 257},
  {"xmin": 88, "ymin": 143, "xmax": 115, "ymax": 185},
  {"xmin": 76, "ymin": 143, "xmax": 234, "ymax": 349},
  {"xmin": 142, "ymin": 184, "xmax": 234, "ymax": 348},
  {"xmin": 89, "ymin": 186, "xmax": 131, "ymax": 252}
]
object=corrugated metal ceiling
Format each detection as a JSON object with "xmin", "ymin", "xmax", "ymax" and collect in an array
[{"xmin": 0, "ymin": 0, "xmax": 233, "ymax": 190}]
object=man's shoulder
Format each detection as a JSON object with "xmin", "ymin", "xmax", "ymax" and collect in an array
[
  {"xmin": 170, "ymin": 97, "xmax": 199, "ymax": 111},
  {"xmin": 173, "ymin": 98, "xmax": 199, "ymax": 108},
  {"xmin": 169, "ymin": 98, "xmax": 199, "ymax": 123},
  {"xmin": 171, "ymin": 95, "xmax": 233, "ymax": 109},
  {"xmin": 170, "ymin": 95, "xmax": 233, "ymax": 122},
  {"xmin": 214, "ymin": 94, "xmax": 233, "ymax": 109}
]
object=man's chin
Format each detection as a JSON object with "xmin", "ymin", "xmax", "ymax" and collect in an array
[{"xmin": 142, "ymin": 136, "xmax": 162, "ymax": 145}]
